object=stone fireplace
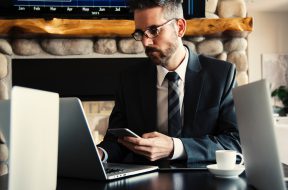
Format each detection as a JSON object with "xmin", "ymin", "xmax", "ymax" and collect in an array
[
  {"xmin": 0, "ymin": 0, "xmax": 252, "ymax": 176},
  {"xmin": 0, "ymin": 34, "xmax": 249, "ymax": 98}
]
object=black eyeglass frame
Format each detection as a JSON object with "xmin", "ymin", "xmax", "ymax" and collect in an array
[{"xmin": 131, "ymin": 18, "xmax": 177, "ymax": 41}]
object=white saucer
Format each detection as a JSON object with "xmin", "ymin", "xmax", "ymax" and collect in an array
[{"xmin": 206, "ymin": 164, "xmax": 245, "ymax": 179}]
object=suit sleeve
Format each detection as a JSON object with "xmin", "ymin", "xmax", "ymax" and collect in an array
[
  {"xmin": 181, "ymin": 64, "xmax": 241, "ymax": 163},
  {"xmin": 97, "ymin": 73, "xmax": 130, "ymax": 162}
]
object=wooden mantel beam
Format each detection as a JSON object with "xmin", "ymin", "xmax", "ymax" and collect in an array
[{"xmin": 0, "ymin": 17, "xmax": 253, "ymax": 37}]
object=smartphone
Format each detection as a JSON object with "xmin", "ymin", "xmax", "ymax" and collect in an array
[{"xmin": 107, "ymin": 128, "xmax": 140, "ymax": 138}]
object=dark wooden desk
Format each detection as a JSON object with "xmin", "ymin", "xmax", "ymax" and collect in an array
[
  {"xmin": 0, "ymin": 170, "xmax": 253, "ymax": 190},
  {"xmin": 56, "ymin": 171, "xmax": 251, "ymax": 190},
  {"xmin": 5, "ymin": 164, "xmax": 288, "ymax": 190},
  {"xmin": 2, "ymin": 164, "xmax": 287, "ymax": 189}
]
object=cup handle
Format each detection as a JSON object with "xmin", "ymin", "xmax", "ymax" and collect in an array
[{"xmin": 236, "ymin": 152, "xmax": 244, "ymax": 165}]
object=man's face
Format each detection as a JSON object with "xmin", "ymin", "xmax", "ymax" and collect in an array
[{"xmin": 134, "ymin": 7, "xmax": 179, "ymax": 67}]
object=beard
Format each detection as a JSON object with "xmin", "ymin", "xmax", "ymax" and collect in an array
[{"xmin": 145, "ymin": 41, "xmax": 178, "ymax": 67}]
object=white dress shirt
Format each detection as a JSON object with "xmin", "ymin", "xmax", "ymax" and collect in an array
[{"xmin": 156, "ymin": 47, "xmax": 189, "ymax": 160}]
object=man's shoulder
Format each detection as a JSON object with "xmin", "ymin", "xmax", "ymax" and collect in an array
[
  {"xmin": 190, "ymin": 53, "xmax": 236, "ymax": 83},
  {"xmin": 185, "ymin": 46, "xmax": 235, "ymax": 73},
  {"xmin": 193, "ymin": 54, "xmax": 236, "ymax": 75},
  {"xmin": 198, "ymin": 54, "xmax": 234, "ymax": 68}
]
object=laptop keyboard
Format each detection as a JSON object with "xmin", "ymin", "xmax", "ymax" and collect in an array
[{"xmin": 105, "ymin": 168, "xmax": 125, "ymax": 174}]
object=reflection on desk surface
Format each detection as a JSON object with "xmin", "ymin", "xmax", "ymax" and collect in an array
[
  {"xmin": 158, "ymin": 161, "xmax": 211, "ymax": 171},
  {"xmin": 0, "ymin": 170, "xmax": 248, "ymax": 190},
  {"xmin": 8, "ymin": 165, "xmax": 288, "ymax": 190},
  {"xmin": 55, "ymin": 171, "xmax": 248, "ymax": 190},
  {"xmin": 53, "ymin": 163, "xmax": 288, "ymax": 190},
  {"xmin": 1, "ymin": 164, "xmax": 287, "ymax": 190}
]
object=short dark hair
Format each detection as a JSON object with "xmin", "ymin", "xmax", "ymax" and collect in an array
[{"xmin": 127, "ymin": 0, "xmax": 184, "ymax": 19}]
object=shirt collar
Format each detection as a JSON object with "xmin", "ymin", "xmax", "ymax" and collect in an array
[{"xmin": 157, "ymin": 47, "xmax": 189, "ymax": 86}]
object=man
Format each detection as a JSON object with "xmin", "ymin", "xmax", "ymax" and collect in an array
[{"xmin": 97, "ymin": 0, "xmax": 241, "ymax": 164}]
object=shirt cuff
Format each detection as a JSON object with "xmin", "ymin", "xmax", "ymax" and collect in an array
[
  {"xmin": 98, "ymin": 147, "xmax": 108, "ymax": 163},
  {"xmin": 170, "ymin": 138, "xmax": 186, "ymax": 160}
]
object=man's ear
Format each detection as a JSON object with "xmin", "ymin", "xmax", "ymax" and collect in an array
[{"xmin": 176, "ymin": 18, "xmax": 186, "ymax": 37}]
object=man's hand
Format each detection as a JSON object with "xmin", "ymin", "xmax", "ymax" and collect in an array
[{"xmin": 118, "ymin": 132, "xmax": 174, "ymax": 161}]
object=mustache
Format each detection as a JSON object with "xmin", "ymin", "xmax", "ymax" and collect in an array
[{"xmin": 145, "ymin": 46, "xmax": 161, "ymax": 55}]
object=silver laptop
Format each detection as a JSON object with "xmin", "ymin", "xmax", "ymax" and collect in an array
[
  {"xmin": 57, "ymin": 98, "xmax": 158, "ymax": 180},
  {"xmin": 233, "ymin": 79, "xmax": 288, "ymax": 190},
  {"xmin": 0, "ymin": 86, "xmax": 59, "ymax": 190}
]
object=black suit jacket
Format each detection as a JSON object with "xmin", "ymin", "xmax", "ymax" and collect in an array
[{"xmin": 99, "ymin": 46, "xmax": 241, "ymax": 164}]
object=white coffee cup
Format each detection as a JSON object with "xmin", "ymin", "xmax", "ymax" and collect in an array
[{"xmin": 216, "ymin": 150, "xmax": 244, "ymax": 170}]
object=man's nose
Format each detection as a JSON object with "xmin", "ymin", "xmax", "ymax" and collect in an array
[{"xmin": 141, "ymin": 35, "xmax": 153, "ymax": 47}]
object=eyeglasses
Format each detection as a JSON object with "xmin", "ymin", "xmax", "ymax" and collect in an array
[{"xmin": 131, "ymin": 19, "xmax": 176, "ymax": 41}]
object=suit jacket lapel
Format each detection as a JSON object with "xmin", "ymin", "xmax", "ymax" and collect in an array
[
  {"xmin": 140, "ymin": 62, "xmax": 157, "ymax": 133},
  {"xmin": 183, "ymin": 49, "xmax": 205, "ymax": 136}
]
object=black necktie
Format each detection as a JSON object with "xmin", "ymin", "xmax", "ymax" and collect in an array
[{"xmin": 166, "ymin": 72, "xmax": 181, "ymax": 137}]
